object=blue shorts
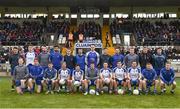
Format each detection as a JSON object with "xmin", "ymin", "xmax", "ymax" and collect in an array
[
  {"xmin": 146, "ymin": 80, "xmax": 153, "ymax": 87},
  {"xmin": 69, "ymin": 68, "xmax": 74, "ymax": 76},
  {"xmin": 35, "ymin": 78, "xmax": 42, "ymax": 85},
  {"xmin": 115, "ymin": 78, "xmax": 123, "ymax": 85},
  {"xmin": 10, "ymin": 66, "xmax": 16, "ymax": 76},
  {"xmin": 45, "ymin": 80, "xmax": 52, "ymax": 85},
  {"xmin": 155, "ymin": 68, "xmax": 161, "ymax": 76},
  {"xmin": 131, "ymin": 79, "xmax": 139, "ymax": 86},
  {"xmin": 15, "ymin": 80, "xmax": 21, "ymax": 87},
  {"xmin": 88, "ymin": 80, "xmax": 96, "ymax": 86}
]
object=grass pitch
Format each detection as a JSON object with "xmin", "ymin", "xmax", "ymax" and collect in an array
[{"xmin": 0, "ymin": 77, "xmax": 180, "ymax": 108}]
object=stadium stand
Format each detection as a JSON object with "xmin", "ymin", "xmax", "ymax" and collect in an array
[
  {"xmin": 110, "ymin": 18, "xmax": 180, "ymax": 46},
  {"xmin": 77, "ymin": 21, "xmax": 102, "ymax": 41},
  {"xmin": 0, "ymin": 21, "xmax": 45, "ymax": 45}
]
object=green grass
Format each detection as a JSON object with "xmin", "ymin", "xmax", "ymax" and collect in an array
[{"xmin": 0, "ymin": 77, "xmax": 180, "ymax": 108}]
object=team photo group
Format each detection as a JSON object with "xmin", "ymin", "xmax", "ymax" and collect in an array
[{"xmin": 10, "ymin": 44, "xmax": 176, "ymax": 96}]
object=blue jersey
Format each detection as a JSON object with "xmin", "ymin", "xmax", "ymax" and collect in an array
[
  {"xmin": 100, "ymin": 68, "xmax": 112, "ymax": 78},
  {"xmin": 160, "ymin": 68, "xmax": 175, "ymax": 84},
  {"xmin": 112, "ymin": 53, "xmax": 124, "ymax": 68},
  {"xmin": 85, "ymin": 51, "xmax": 100, "ymax": 67},
  {"xmin": 43, "ymin": 68, "xmax": 57, "ymax": 80},
  {"xmin": 72, "ymin": 69, "xmax": 84, "ymax": 81},
  {"xmin": 59, "ymin": 68, "xmax": 71, "ymax": 80},
  {"xmin": 29, "ymin": 65, "xmax": 43, "ymax": 79},
  {"xmin": 75, "ymin": 54, "xmax": 85, "ymax": 71},
  {"xmin": 128, "ymin": 67, "xmax": 141, "ymax": 80},
  {"xmin": 50, "ymin": 52, "xmax": 63, "ymax": 68},
  {"xmin": 153, "ymin": 54, "xmax": 166, "ymax": 69},
  {"xmin": 142, "ymin": 68, "xmax": 157, "ymax": 81}
]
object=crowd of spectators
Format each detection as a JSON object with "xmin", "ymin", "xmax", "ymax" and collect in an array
[
  {"xmin": 110, "ymin": 18, "xmax": 180, "ymax": 46},
  {"xmin": 133, "ymin": 20, "xmax": 180, "ymax": 45},
  {"xmin": 110, "ymin": 18, "xmax": 132, "ymax": 36},
  {"xmin": 46, "ymin": 21, "xmax": 70, "ymax": 37},
  {"xmin": 77, "ymin": 21, "xmax": 102, "ymax": 40},
  {"xmin": 0, "ymin": 21, "xmax": 45, "ymax": 45},
  {"xmin": 0, "ymin": 18, "xmax": 180, "ymax": 46}
]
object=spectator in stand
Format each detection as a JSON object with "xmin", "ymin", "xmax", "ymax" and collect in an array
[
  {"xmin": 105, "ymin": 32, "xmax": 111, "ymax": 47},
  {"xmin": 78, "ymin": 21, "xmax": 102, "ymax": 41}
]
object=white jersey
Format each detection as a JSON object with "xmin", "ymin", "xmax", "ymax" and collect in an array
[
  {"xmin": 73, "ymin": 70, "xmax": 84, "ymax": 81},
  {"xmin": 128, "ymin": 67, "xmax": 141, "ymax": 81},
  {"xmin": 59, "ymin": 68, "xmax": 71, "ymax": 80},
  {"xmin": 100, "ymin": 68, "xmax": 112, "ymax": 78},
  {"xmin": 113, "ymin": 67, "xmax": 126, "ymax": 80},
  {"xmin": 25, "ymin": 52, "xmax": 36, "ymax": 65}
]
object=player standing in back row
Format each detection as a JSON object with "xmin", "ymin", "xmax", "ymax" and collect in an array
[
  {"xmin": 85, "ymin": 44, "xmax": 100, "ymax": 67},
  {"xmin": 153, "ymin": 48, "xmax": 166, "ymax": 77}
]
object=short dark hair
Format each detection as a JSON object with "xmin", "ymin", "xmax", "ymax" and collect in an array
[
  {"xmin": 157, "ymin": 47, "xmax": 162, "ymax": 50},
  {"xmin": 146, "ymin": 63, "xmax": 152, "ymax": 65},
  {"xmin": 13, "ymin": 47, "xmax": 18, "ymax": 50},
  {"xmin": 104, "ymin": 47, "xmax": 107, "ymax": 50},
  {"xmin": 103, "ymin": 61, "xmax": 108, "ymax": 64},
  {"xmin": 131, "ymin": 61, "xmax": 137, "ymax": 64},
  {"xmin": 117, "ymin": 60, "xmax": 122, "ymax": 63},
  {"xmin": 75, "ymin": 64, "xmax": 80, "ymax": 67},
  {"xmin": 48, "ymin": 62, "xmax": 53, "ymax": 65},
  {"xmin": 54, "ymin": 45, "xmax": 59, "ymax": 48}
]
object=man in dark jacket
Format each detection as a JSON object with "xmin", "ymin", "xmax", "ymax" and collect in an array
[
  {"xmin": 139, "ymin": 47, "xmax": 153, "ymax": 71},
  {"xmin": 64, "ymin": 48, "xmax": 75, "ymax": 75},
  {"xmin": 9, "ymin": 47, "xmax": 20, "ymax": 91},
  {"xmin": 100, "ymin": 48, "xmax": 111, "ymax": 68}
]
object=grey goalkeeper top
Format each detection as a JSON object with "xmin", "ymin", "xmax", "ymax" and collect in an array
[
  {"xmin": 38, "ymin": 52, "xmax": 50, "ymax": 67},
  {"xmin": 13, "ymin": 65, "xmax": 29, "ymax": 80}
]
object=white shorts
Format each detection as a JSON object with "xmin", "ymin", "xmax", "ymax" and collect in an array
[{"xmin": 103, "ymin": 78, "xmax": 110, "ymax": 84}]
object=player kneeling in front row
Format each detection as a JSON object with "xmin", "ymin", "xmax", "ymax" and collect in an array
[
  {"xmin": 72, "ymin": 64, "xmax": 84, "ymax": 93},
  {"xmin": 84, "ymin": 62, "xmax": 100, "ymax": 95},
  {"xmin": 141, "ymin": 63, "xmax": 159, "ymax": 94},
  {"xmin": 160, "ymin": 62, "xmax": 176, "ymax": 94},
  {"xmin": 58, "ymin": 62, "xmax": 73, "ymax": 93},
  {"xmin": 127, "ymin": 61, "xmax": 142, "ymax": 95},
  {"xmin": 100, "ymin": 62, "xmax": 113, "ymax": 94},
  {"xmin": 13, "ymin": 58, "xmax": 29, "ymax": 94},
  {"xmin": 112, "ymin": 61, "xmax": 128, "ymax": 94},
  {"xmin": 27, "ymin": 59, "xmax": 44, "ymax": 94},
  {"xmin": 41, "ymin": 62, "xmax": 57, "ymax": 94}
]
